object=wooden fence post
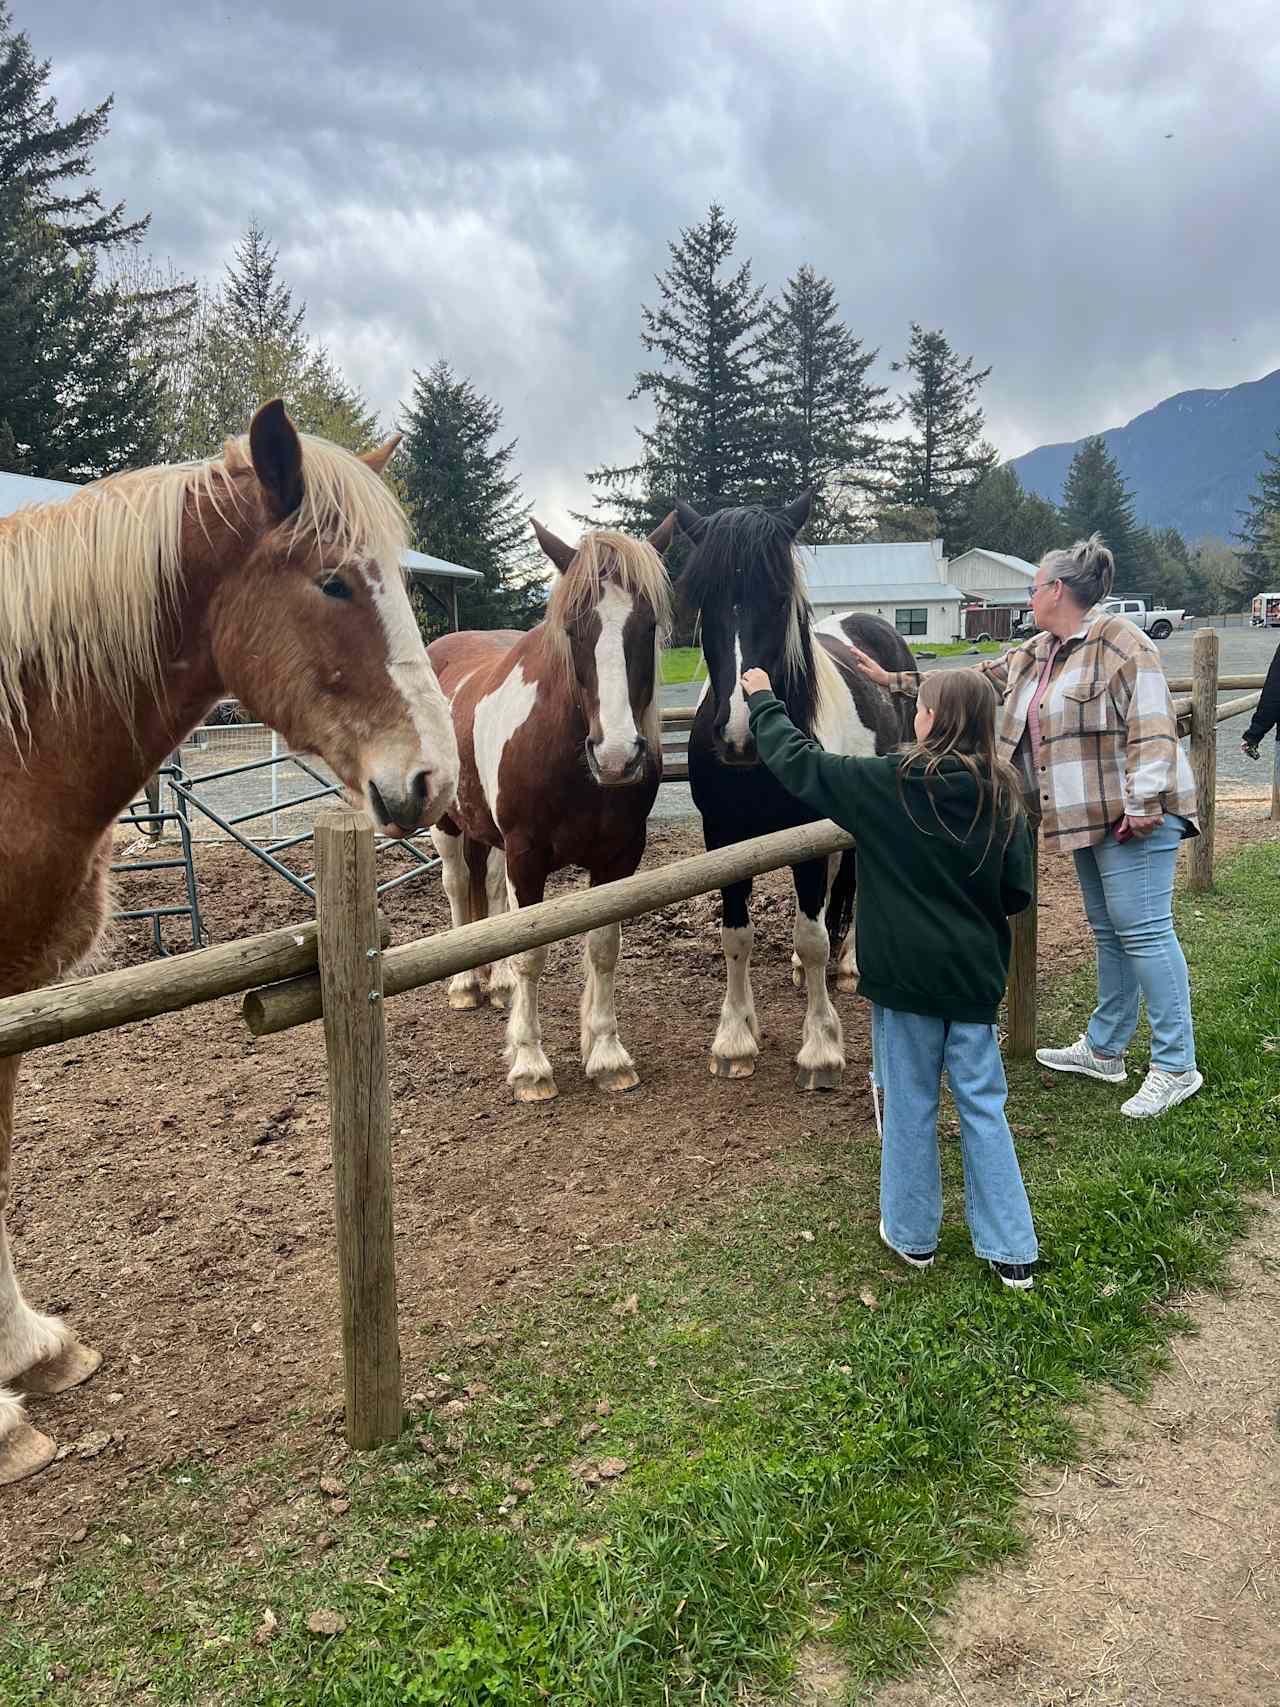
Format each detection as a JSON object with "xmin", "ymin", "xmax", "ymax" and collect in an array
[
  {"xmin": 315, "ymin": 807, "xmax": 402, "ymax": 1449},
  {"xmin": 1007, "ymin": 823, "xmax": 1038, "ymax": 1057},
  {"xmin": 1188, "ymin": 628, "xmax": 1218, "ymax": 893}
]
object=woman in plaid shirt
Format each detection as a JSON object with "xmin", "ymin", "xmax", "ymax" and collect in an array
[{"xmin": 850, "ymin": 535, "xmax": 1202, "ymax": 1120}]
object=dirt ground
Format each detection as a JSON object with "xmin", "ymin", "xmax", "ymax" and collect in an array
[{"xmin": 2, "ymin": 807, "xmax": 1277, "ymax": 1613}]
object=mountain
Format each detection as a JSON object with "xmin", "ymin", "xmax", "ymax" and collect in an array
[{"xmin": 1008, "ymin": 367, "xmax": 1280, "ymax": 543}]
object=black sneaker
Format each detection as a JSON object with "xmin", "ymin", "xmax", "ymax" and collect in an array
[
  {"xmin": 879, "ymin": 1219, "xmax": 935, "ymax": 1271},
  {"xmin": 989, "ymin": 1259, "xmax": 1034, "ymax": 1291}
]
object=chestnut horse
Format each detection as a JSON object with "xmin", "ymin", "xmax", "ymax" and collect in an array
[
  {"xmin": 677, "ymin": 493, "xmax": 905, "ymax": 1089},
  {"xmin": 428, "ymin": 518, "xmax": 674, "ymax": 1102},
  {"xmin": 0, "ymin": 402, "xmax": 460, "ymax": 1484}
]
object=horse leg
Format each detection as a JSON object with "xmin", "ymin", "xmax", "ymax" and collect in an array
[
  {"xmin": 484, "ymin": 848, "xmax": 516, "ymax": 1010},
  {"xmin": 834, "ymin": 932, "xmax": 859, "ymax": 993},
  {"xmin": 579, "ymin": 859, "xmax": 642, "ymax": 1093},
  {"xmin": 503, "ymin": 849, "xmax": 556, "ymax": 1102},
  {"xmin": 0, "ymin": 1056, "xmax": 100, "ymax": 1485},
  {"xmin": 432, "ymin": 823, "xmax": 486, "ymax": 1010},
  {"xmin": 793, "ymin": 858, "xmax": 845, "ymax": 1091},
  {"xmin": 710, "ymin": 879, "xmax": 760, "ymax": 1079}
]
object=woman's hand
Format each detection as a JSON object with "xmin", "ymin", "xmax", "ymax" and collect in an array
[
  {"xmin": 741, "ymin": 667, "xmax": 772, "ymax": 697},
  {"xmin": 845, "ymin": 644, "xmax": 892, "ymax": 688},
  {"xmin": 1123, "ymin": 813, "xmax": 1162, "ymax": 838}
]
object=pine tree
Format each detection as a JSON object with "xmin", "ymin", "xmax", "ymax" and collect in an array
[
  {"xmin": 964, "ymin": 465, "xmax": 1063, "ymax": 564},
  {"xmin": 1058, "ymin": 436, "xmax": 1157, "ymax": 596},
  {"xmin": 585, "ymin": 204, "xmax": 769, "ymax": 530},
  {"xmin": 221, "ymin": 220, "xmax": 307, "ymax": 406},
  {"xmin": 756, "ymin": 264, "xmax": 896, "ymax": 539},
  {"xmin": 1234, "ymin": 429, "xmax": 1280, "ymax": 601},
  {"xmin": 0, "ymin": 2, "xmax": 147, "ymax": 249},
  {"xmin": 890, "ymin": 324, "xmax": 997, "ymax": 552},
  {"xmin": 398, "ymin": 360, "xmax": 543, "ymax": 632},
  {"xmin": 0, "ymin": 184, "xmax": 160, "ymax": 478}
]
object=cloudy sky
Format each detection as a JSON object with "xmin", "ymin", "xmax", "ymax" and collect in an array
[{"xmin": 34, "ymin": 0, "xmax": 1280, "ymax": 536}]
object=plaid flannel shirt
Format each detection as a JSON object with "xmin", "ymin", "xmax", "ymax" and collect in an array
[{"xmin": 887, "ymin": 611, "xmax": 1200, "ymax": 855}]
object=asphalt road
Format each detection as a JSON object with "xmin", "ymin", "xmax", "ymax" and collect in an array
[{"xmin": 653, "ymin": 625, "xmax": 1279, "ymax": 822}]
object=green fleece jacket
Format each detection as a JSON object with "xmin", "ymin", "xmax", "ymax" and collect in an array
[{"xmin": 747, "ymin": 691, "xmax": 1035, "ymax": 1023}]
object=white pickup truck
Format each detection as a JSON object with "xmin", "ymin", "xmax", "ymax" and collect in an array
[{"xmin": 1098, "ymin": 598, "xmax": 1186, "ymax": 640}]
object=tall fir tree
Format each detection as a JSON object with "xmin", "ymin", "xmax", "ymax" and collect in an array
[
  {"xmin": 221, "ymin": 220, "xmax": 307, "ymax": 407},
  {"xmin": 0, "ymin": 1, "xmax": 146, "ymax": 249},
  {"xmin": 1058, "ymin": 436, "xmax": 1159, "ymax": 598},
  {"xmin": 756, "ymin": 264, "xmax": 897, "ymax": 538},
  {"xmin": 1234, "ymin": 429, "xmax": 1280, "ymax": 601},
  {"xmin": 398, "ymin": 359, "xmax": 543, "ymax": 632},
  {"xmin": 585, "ymin": 204, "xmax": 769, "ymax": 531},
  {"xmin": 964, "ymin": 465, "xmax": 1063, "ymax": 564},
  {"xmin": 890, "ymin": 324, "xmax": 997, "ymax": 552}
]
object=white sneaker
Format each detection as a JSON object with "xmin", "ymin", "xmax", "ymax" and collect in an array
[
  {"xmin": 1121, "ymin": 1068, "xmax": 1204, "ymax": 1119},
  {"xmin": 1036, "ymin": 1034, "xmax": 1127, "ymax": 1084}
]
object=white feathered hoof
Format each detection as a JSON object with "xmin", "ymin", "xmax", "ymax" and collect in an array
[
  {"xmin": 594, "ymin": 1066, "xmax": 640, "ymax": 1094},
  {"xmin": 796, "ymin": 1064, "xmax": 843, "ymax": 1092},
  {"xmin": 0, "ymin": 1421, "xmax": 56, "ymax": 1486},
  {"xmin": 710, "ymin": 1053, "xmax": 756, "ymax": 1080},
  {"xmin": 512, "ymin": 1074, "xmax": 558, "ymax": 1104},
  {"xmin": 488, "ymin": 989, "xmax": 513, "ymax": 1012},
  {"xmin": 448, "ymin": 987, "xmax": 486, "ymax": 1011},
  {"xmin": 17, "ymin": 1339, "xmax": 102, "ymax": 1397},
  {"xmin": 835, "ymin": 973, "xmax": 858, "ymax": 995}
]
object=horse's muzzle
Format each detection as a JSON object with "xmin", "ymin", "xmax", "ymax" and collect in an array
[
  {"xmin": 586, "ymin": 736, "xmax": 648, "ymax": 788},
  {"xmin": 367, "ymin": 768, "xmax": 450, "ymax": 837}
]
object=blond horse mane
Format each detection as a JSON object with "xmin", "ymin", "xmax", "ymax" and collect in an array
[
  {"xmin": 0, "ymin": 432, "xmax": 409, "ymax": 747},
  {"xmin": 544, "ymin": 530, "xmax": 673, "ymax": 682}
]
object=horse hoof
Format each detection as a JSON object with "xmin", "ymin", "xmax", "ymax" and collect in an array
[
  {"xmin": 17, "ymin": 1340, "xmax": 102, "ymax": 1397},
  {"xmin": 594, "ymin": 1067, "xmax": 640, "ymax": 1094},
  {"xmin": 448, "ymin": 989, "xmax": 485, "ymax": 1011},
  {"xmin": 488, "ymin": 990, "xmax": 513, "ymax": 1012},
  {"xmin": 0, "ymin": 1422, "xmax": 57, "ymax": 1486},
  {"xmin": 513, "ymin": 1077, "xmax": 558, "ymax": 1104},
  {"xmin": 710, "ymin": 1055, "xmax": 755, "ymax": 1080},
  {"xmin": 836, "ymin": 975, "xmax": 858, "ymax": 995},
  {"xmin": 796, "ymin": 1066, "xmax": 843, "ymax": 1092}
]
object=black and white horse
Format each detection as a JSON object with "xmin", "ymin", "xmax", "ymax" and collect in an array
[{"xmin": 676, "ymin": 494, "xmax": 914, "ymax": 1090}]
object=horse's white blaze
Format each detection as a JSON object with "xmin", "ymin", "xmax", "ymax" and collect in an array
[
  {"xmin": 712, "ymin": 923, "xmax": 760, "ymax": 1065},
  {"xmin": 592, "ymin": 583, "xmax": 640, "ymax": 777},
  {"xmin": 724, "ymin": 627, "xmax": 750, "ymax": 755},
  {"xmin": 473, "ymin": 662, "xmax": 538, "ymax": 831},
  {"xmin": 360, "ymin": 559, "xmax": 460, "ymax": 820}
]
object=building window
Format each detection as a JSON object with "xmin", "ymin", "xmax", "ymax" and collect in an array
[{"xmin": 894, "ymin": 607, "xmax": 928, "ymax": 636}]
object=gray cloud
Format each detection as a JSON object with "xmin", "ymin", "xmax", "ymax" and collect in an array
[{"xmin": 34, "ymin": 0, "xmax": 1280, "ymax": 537}]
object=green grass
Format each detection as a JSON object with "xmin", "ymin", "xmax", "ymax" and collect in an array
[
  {"xmin": 3, "ymin": 845, "xmax": 1278, "ymax": 1706},
  {"xmin": 659, "ymin": 647, "xmax": 706, "ymax": 685},
  {"xmin": 911, "ymin": 639, "xmax": 1007, "ymax": 657}
]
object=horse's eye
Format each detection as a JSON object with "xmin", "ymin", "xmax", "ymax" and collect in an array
[{"xmin": 321, "ymin": 576, "xmax": 353, "ymax": 601}]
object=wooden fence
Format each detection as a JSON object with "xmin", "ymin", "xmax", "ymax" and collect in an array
[{"xmin": 0, "ymin": 630, "xmax": 1265, "ymax": 1450}]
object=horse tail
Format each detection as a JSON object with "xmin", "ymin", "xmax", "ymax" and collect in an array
[{"xmin": 825, "ymin": 848, "xmax": 857, "ymax": 952}]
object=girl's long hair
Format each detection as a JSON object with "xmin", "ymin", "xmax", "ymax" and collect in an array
[{"xmin": 895, "ymin": 668, "xmax": 1026, "ymax": 868}]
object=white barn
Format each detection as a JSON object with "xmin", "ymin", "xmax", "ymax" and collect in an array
[
  {"xmin": 797, "ymin": 539, "xmax": 965, "ymax": 645},
  {"xmin": 948, "ymin": 548, "xmax": 1037, "ymax": 606}
]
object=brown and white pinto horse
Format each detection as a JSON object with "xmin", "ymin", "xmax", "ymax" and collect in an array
[
  {"xmin": 0, "ymin": 402, "xmax": 459, "ymax": 1484},
  {"xmin": 428, "ymin": 518, "xmax": 674, "ymax": 1102}
]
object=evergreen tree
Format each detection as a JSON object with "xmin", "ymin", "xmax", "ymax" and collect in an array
[
  {"xmin": 1234, "ymin": 429, "xmax": 1280, "ymax": 601},
  {"xmin": 964, "ymin": 464, "xmax": 1063, "ymax": 564},
  {"xmin": 756, "ymin": 264, "xmax": 897, "ymax": 538},
  {"xmin": 0, "ymin": 185, "xmax": 161, "ymax": 478},
  {"xmin": 0, "ymin": 1, "xmax": 146, "ymax": 248},
  {"xmin": 585, "ymin": 204, "xmax": 769, "ymax": 531},
  {"xmin": 398, "ymin": 359, "xmax": 543, "ymax": 632},
  {"xmin": 890, "ymin": 323, "xmax": 997, "ymax": 553},
  {"xmin": 1058, "ymin": 436, "xmax": 1157, "ymax": 596},
  {"xmin": 221, "ymin": 220, "xmax": 308, "ymax": 406},
  {"xmin": 864, "ymin": 505, "xmax": 941, "ymax": 544}
]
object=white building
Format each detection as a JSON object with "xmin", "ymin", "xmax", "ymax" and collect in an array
[
  {"xmin": 797, "ymin": 540, "xmax": 965, "ymax": 645},
  {"xmin": 948, "ymin": 548, "xmax": 1037, "ymax": 607}
]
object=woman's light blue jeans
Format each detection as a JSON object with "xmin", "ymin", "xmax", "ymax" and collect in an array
[
  {"xmin": 871, "ymin": 1004, "xmax": 1038, "ymax": 1266},
  {"xmin": 1072, "ymin": 815, "xmax": 1196, "ymax": 1073}
]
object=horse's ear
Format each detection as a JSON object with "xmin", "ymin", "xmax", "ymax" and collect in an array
[
  {"xmin": 647, "ymin": 510, "xmax": 677, "ymax": 557},
  {"xmin": 780, "ymin": 491, "xmax": 813, "ymax": 537},
  {"xmin": 361, "ymin": 433, "xmax": 402, "ymax": 477},
  {"xmin": 674, "ymin": 501, "xmax": 706, "ymax": 542},
  {"xmin": 530, "ymin": 516, "xmax": 577, "ymax": 573},
  {"xmin": 249, "ymin": 399, "xmax": 304, "ymax": 521}
]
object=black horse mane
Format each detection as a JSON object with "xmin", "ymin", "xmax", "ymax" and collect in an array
[{"xmin": 680, "ymin": 505, "xmax": 822, "ymax": 734}]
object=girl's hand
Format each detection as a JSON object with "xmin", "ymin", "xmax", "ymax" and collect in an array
[
  {"xmin": 1242, "ymin": 737, "xmax": 1260, "ymax": 760},
  {"xmin": 741, "ymin": 667, "xmax": 772, "ymax": 696},
  {"xmin": 845, "ymin": 644, "xmax": 892, "ymax": 687}
]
